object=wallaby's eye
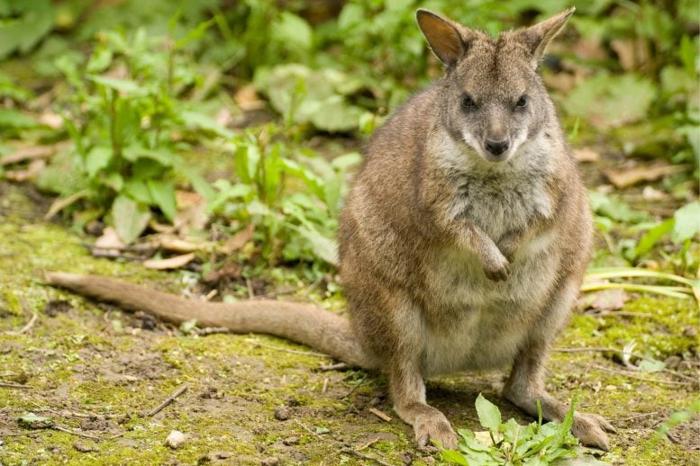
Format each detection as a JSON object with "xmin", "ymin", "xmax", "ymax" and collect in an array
[
  {"xmin": 461, "ymin": 94, "xmax": 477, "ymax": 112},
  {"xmin": 516, "ymin": 95, "xmax": 528, "ymax": 109}
]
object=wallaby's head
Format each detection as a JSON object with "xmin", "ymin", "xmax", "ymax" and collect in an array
[{"xmin": 417, "ymin": 8, "xmax": 574, "ymax": 163}]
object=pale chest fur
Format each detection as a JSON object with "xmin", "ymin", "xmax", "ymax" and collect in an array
[{"xmin": 420, "ymin": 131, "xmax": 561, "ymax": 376}]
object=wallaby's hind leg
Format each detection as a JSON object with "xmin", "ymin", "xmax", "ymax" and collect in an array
[
  {"xmin": 391, "ymin": 358, "xmax": 457, "ymax": 449},
  {"xmin": 503, "ymin": 279, "xmax": 615, "ymax": 450}
]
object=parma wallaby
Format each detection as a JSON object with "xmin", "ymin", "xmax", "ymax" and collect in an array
[{"xmin": 47, "ymin": 7, "xmax": 614, "ymax": 451}]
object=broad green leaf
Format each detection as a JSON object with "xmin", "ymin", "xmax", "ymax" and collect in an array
[
  {"xmin": 634, "ymin": 219, "xmax": 674, "ymax": 258},
  {"xmin": 440, "ymin": 450, "xmax": 469, "ymax": 465},
  {"xmin": 18, "ymin": 412, "xmax": 53, "ymax": 429},
  {"xmin": 0, "ymin": 109, "xmax": 37, "ymax": 129},
  {"xmin": 112, "ymin": 195, "xmax": 151, "ymax": 244},
  {"xmin": 475, "ymin": 394, "xmax": 501, "ymax": 433},
  {"xmin": 86, "ymin": 47, "xmax": 113, "ymax": 73},
  {"xmin": 123, "ymin": 180, "xmax": 152, "ymax": 205},
  {"xmin": 89, "ymin": 76, "xmax": 144, "ymax": 95},
  {"xmin": 272, "ymin": 12, "xmax": 312, "ymax": 51},
  {"xmin": 85, "ymin": 146, "xmax": 112, "ymax": 177},
  {"xmin": 638, "ymin": 358, "xmax": 666, "ymax": 373},
  {"xmin": 0, "ymin": 0, "xmax": 54, "ymax": 59},
  {"xmin": 672, "ymin": 201, "xmax": 700, "ymax": 243},
  {"xmin": 564, "ymin": 74, "xmax": 656, "ymax": 129},
  {"xmin": 147, "ymin": 179, "xmax": 177, "ymax": 222}
]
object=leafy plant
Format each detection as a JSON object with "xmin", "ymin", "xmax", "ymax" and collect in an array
[
  {"xmin": 209, "ymin": 126, "xmax": 360, "ymax": 266},
  {"xmin": 0, "ymin": 0, "xmax": 54, "ymax": 59},
  {"xmin": 441, "ymin": 394, "xmax": 582, "ymax": 466},
  {"xmin": 38, "ymin": 23, "xmax": 225, "ymax": 242}
]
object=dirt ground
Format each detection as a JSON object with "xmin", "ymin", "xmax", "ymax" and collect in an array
[{"xmin": 0, "ymin": 181, "xmax": 698, "ymax": 465}]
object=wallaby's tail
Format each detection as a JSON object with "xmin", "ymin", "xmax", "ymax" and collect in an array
[{"xmin": 46, "ymin": 272, "xmax": 375, "ymax": 369}]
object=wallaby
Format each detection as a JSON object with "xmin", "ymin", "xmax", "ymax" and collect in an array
[{"xmin": 47, "ymin": 7, "xmax": 614, "ymax": 451}]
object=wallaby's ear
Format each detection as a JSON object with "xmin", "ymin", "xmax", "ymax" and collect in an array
[
  {"xmin": 416, "ymin": 9, "xmax": 465, "ymax": 67},
  {"xmin": 516, "ymin": 7, "xmax": 575, "ymax": 67}
]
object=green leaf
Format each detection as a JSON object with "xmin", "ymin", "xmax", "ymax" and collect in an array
[
  {"xmin": 634, "ymin": 219, "xmax": 674, "ymax": 258},
  {"xmin": 672, "ymin": 202, "xmax": 700, "ymax": 243},
  {"xmin": 18, "ymin": 412, "xmax": 53, "ymax": 429},
  {"xmin": 89, "ymin": 76, "xmax": 144, "ymax": 95},
  {"xmin": 440, "ymin": 449, "xmax": 469, "ymax": 465},
  {"xmin": 86, "ymin": 47, "xmax": 113, "ymax": 73},
  {"xmin": 85, "ymin": 146, "xmax": 112, "ymax": 177},
  {"xmin": 475, "ymin": 394, "xmax": 501, "ymax": 433},
  {"xmin": 111, "ymin": 195, "xmax": 151, "ymax": 244},
  {"xmin": 564, "ymin": 74, "xmax": 656, "ymax": 129},
  {"xmin": 0, "ymin": 0, "xmax": 54, "ymax": 59},
  {"xmin": 123, "ymin": 180, "xmax": 152, "ymax": 205},
  {"xmin": 273, "ymin": 12, "xmax": 313, "ymax": 51},
  {"xmin": 0, "ymin": 109, "xmax": 37, "ymax": 129},
  {"xmin": 147, "ymin": 179, "xmax": 177, "ymax": 222}
]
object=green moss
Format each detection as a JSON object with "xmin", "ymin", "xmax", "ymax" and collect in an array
[{"xmin": 1, "ymin": 184, "xmax": 698, "ymax": 465}]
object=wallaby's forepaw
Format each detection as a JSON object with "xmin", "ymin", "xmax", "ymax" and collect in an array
[
  {"xmin": 572, "ymin": 412, "xmax": 615, "ymax": 451},
  {"xmin": 414, "ymin": 411, "xmax": 457, "ymax": 450},
  {"xmin": 483, "ymin": 254, "xmax": 510, "ymax": 281}
]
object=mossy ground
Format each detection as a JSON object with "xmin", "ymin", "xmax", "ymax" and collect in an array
[{"xmin": 0, "ymin": 182, "xmax": 698, "ymax": 465}]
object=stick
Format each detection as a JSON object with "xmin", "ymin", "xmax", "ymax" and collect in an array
[
  {"xmin": 590, "ymin": 364, "xmax": 692, "ymax": 386},
  {"xmin": 318, "ymin": 362, "xmax": 348, "ymax": 371},
  {"xmin": 52, "ymin": 425, "xmax": 103, "ymax": 440},
  {"xmin": 0, "ymin": 382, "xmax": 30, "ymax": 389},
  {"xmin": 556, "ymin": 347, "xmax": 698, "ymax": 382},
  {"xmin": 340, "ymin": 448, "xmax": 393, "ymax": 466},
  {"xmin": 368, "ymin": 407, "xmax": 392, "ymax": 422},
  {"xmin": 146, "ymin": 384, "xmax": 188, "ymax": 417}
]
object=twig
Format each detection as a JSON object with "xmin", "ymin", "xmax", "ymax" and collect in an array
[
  {"xmin": 146, "ymin": 384, "xmax": 188, "ymax": 417},
  {"xmin": 318, "ymin": 362, "xmax": 348, "ymax": 371},
  {"xmin": 616, "ymin": 411, "xmax": 660, "ymax": 423},
  {"xmin": 322, "ymin": 377, "xmax": 329, "ymax": 394},
  {"xmin": 0, "ymin": 382, "xmax": 30, "ymax": 389},
  {"xmin": 556, "ymin": 347, "xmax": 698, "ymax": 382},
  {"xmin": 583, "ymin": 310, "xmax": 656, "ymax": 319},
  {"xmin": 195, "ymin": 326, "xmax": 231, "ymax": 336},
  {"xmin": 590, "ymin": 364, "xmax": 693, "ymax": 386},
  {"xmin": 340, "ymin": 448, "xmax": 393, "ymax": 466},
  {"xmin": 246, "ymin": 278, "xmax": 255, "ymax": 299},
  {"xmin": 52, "ymin": 425, "xmax": 103, "ymax": 440},
  {"xmin": 6, "ymin": 299, "xmax": 38, "ymax": 336},
  {"xmin": 368, "ymin": 407, "xmax": 392, "ymax": 422}
]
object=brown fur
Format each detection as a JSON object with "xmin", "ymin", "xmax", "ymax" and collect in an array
[{"xmin": 46, "ymin": 7, "xmax": 614, "ymax": 451}]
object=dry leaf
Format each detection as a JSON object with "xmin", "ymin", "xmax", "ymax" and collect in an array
[
  {"xmin": 38, "ymin": 112, "xmax": 63, "ymax": 129},
  {"xmin": 222, "ymin": 224, "xmax": 254, "ymax": 254},
  {"xmin": 603, "ymin": 163, "xmax": 688, "ymax": 188},
  {"xmin": 5, "ymin": 159, "xmax": 45, "ymax": 181},
  {"xmin": 573, "ymin": 147, "xmax": 600, "ymax": 163},
  {"xmin": 571, "ymin": 38, "xmax": 607, "ymax": 61},
  {"xmin": 543, "ymin": 71, "xmax": 578, "ymax": 93},
  {"xmin": 234, "ymin": 84, "xmax": 265, "ymax": 111},
  {"xmin": 158, "ymin": 236, "xmax": 202, "ymax": 253},
  {"xmin": 94, "ymin": 227, "xmax": 126, "ymax": 250},
  {"xmin": 589, "ymin": 289, "xmax": 628, "ymax": 311},
  {"xmin": 642, "ymin": 186, "xmax": 669, "ymax": 201},
  {"xmin": 1, "ymin": 145, "xmax": 55, "ymax": 166},
  {"xmin": 143, "ymin": 253, "xmax": 195, "ymax": 270}
]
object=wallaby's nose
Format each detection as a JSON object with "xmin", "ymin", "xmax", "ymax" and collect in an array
[{"xmin": 485, "ymin": 139, "xmax": 509, "ymax": 157}]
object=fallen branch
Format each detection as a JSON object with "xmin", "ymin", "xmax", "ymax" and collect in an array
[
  {"xmin": 590, "ymin": 364, "xmax": 693, "ymax": 386},
  {"xmin": 368, "ymin": 407, "xmax": 392, "ymax": 422},
  {"xmin": 146, "ymin": 384, "xmax": 188, "ymax": 417},
  {"xmin": 0, "ymin": 382, "xmax": 31, "ymax": 389}
]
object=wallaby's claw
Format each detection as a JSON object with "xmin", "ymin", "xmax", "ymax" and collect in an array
[
  {"xmin": 572, "ymin": 412, "xmax": 614, "ymax": 451},
  {"xmin": 484, "ymin": 257, "xmax": 510, "ymax": 281},
  {"xmin": 414, "ymin": 411, "xmax": 458, "ymax": 450}
]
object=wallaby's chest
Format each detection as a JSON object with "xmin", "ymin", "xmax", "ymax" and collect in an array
[
  {"xmin": 449, "ymin": 171, "xmax": 552, "ymax": 240},
  {"xmin": 420, "ymin": 171, "xmax": 558, "ymax": 375}
]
